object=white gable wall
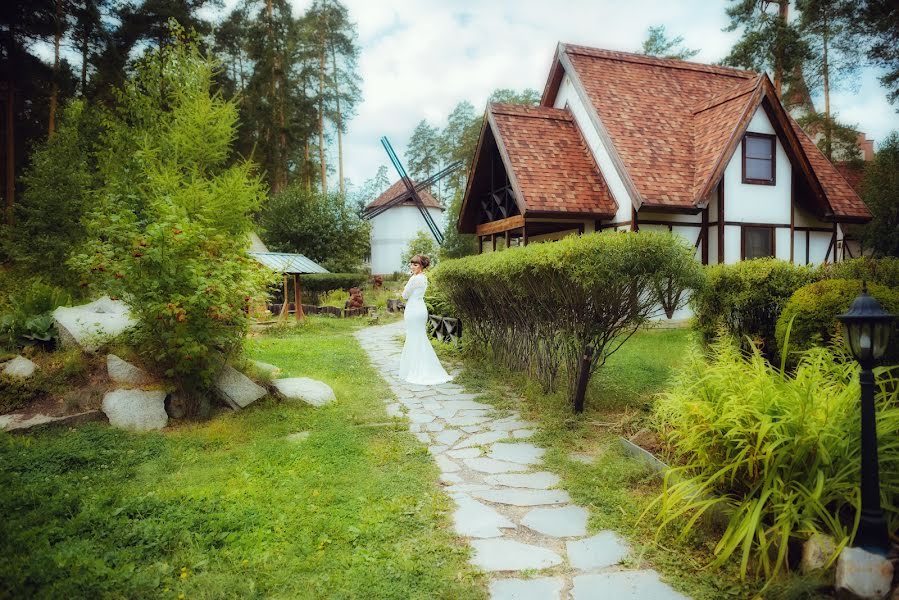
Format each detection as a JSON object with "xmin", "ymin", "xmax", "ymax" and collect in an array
[
  {"xmin": 369, "ymin": 205, "xmax": 445, "ymax": 275},
  {"xmin": 552, "ymin": 73, "xmax": 632, "ymax": 223},
  {"xmin": 721, "ymin": 106, "xmax": 793, "ymax": 264}
]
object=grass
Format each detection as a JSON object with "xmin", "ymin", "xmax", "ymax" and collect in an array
[
  {"xmin": 438, "ymin": 328, "xmax": 829, "ymax": 600},
  {"xmin": 0, "ymin": 316, "xmax": 485, "ymax": 599}
]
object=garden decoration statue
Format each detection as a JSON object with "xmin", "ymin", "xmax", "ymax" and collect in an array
[
  {"xmin": 838, "ymin": 281, "xmax": 896, "ymax": 555},
  {"xmin": 346, "ymin": 287, "xmax": 365, "ymax": 310}
]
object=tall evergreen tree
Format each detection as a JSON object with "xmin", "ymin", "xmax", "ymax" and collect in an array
[
  {"xmin": 640, "ymin": 25, "xmax": 699, "ymax": 60},
  {"xmin": 860, "ymin": 131, "xmax": 899, "ymax": 257},
  {"xmin": 406, "ymin": 120, "xmax": 440, "ymax": 182},
  {"xmin": 856, "ymin": 0, "xmax": 899, "ymax": 110}
]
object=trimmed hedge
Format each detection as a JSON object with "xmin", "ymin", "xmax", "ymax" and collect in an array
[
  {"xmin": 823, "ymin": 257, "xmax": 899, "ymax": 289},
  {"xmin": 776, "ymin": 279, "xmax": 899, "ymax": 365},
  {"xmin": 691, "ymin": 258, "xmax": 820, "ymax": 356},
  {"xmin": 298, "ymin": 273, "xmax": 368, "ymax": 295},
  {"xmin": 434, "ymin": 231, "xmax": 702, "ymax": 412}
]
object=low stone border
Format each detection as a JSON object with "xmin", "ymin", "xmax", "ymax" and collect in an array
[{"xmin": 1, "ymin": 410, "xmax": 105, "ymax": 434}]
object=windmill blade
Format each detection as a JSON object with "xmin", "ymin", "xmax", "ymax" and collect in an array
[
  {"xmin": 381, "ymin": 136, "xmax": 444, "ymax": 245},
  {"xmin": 364, "ymin": 161, "xmax": 464, "ymax": 220}
]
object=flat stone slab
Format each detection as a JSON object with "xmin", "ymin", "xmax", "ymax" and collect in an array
[
  {"xmin": 471, "ymin": 539, "xmax": 563, "ymax": 572},
  {"xmin": 272, "ymin": 377, "xmax": 334, "ymax": 407},
  {"xmin": 250, "ymin": 359, "xmax": 281, "ymax": 375},
  {"xmin": 512, "ymin": 429, "xmax": 535, "ymax": 439},
  {"xmin": 473, "ymin": 488, "xmax": 570, "ymax": 506},
  {"xmin": 0, "ymin": 410, "xmax": 103, "ymax": 433},
  {"xmin": 464, "ymin": 457, "xmax": 529, "ymax": 474},
  {"xmin": 217, "ymin": 365, "xmax": 267, "ymax": 409},
  {"xmin": 407, "ymin": 411, "xmax": 436, "ymax": 424},
  {"xmin": 567, "ymin": 531, "xmax": 630, "ymax": 570},
  {"xmin": 434, "ymin": 429, "xmax": 463, "ymax": 446},
  {"xmin": 385, "ymin": 403, "xmax": 403, "ymax": 417},
  {"xmin": 53, "ymin": 296, "xmax": 135, "ymax": 352},
  {"xmin": 521, "ymin": 505, "xmax": 588, "ymax": 537},
  {"xmin": 454, "ymin": 430, "xmax": 508, "ymax": 449},
  {"xmin": 571, "ymin": 571, "xmax": 689, "ymax": 600},
  {"xmin": 488, "ymin": 442, "xmax": 545, "ymax": 465},
  {"xmin": 452, "ymin": 494, "xmax": 516, "ymax": 538},
  {"xmin": 435, "ymin": 455, "xmax": 460, "ymax": 473},
  {"xmin": 106, "ymin": 354, "xmax": 153, "ymax": 386},
  {"xmin": 447, "ymin": 447, "xmax": 481, "ymax": 459},
  {"xmin": 489, "ymin": 419, "xmax": 536, "ymax": 431},
  {"xmin": 485, "ymin": 472, "xmax": 561, "ymax": 489},
  {"xmin": 102, "ymin": 389, "xmax": 168, "ymax": 432},
  {"xmin": 2, "ymin": 356, "xmax": 38, "ymax": 379},
  {"xmin": 414, "ymin": 432, "xmax": 430, "ymax": 444},
  {"xmin": 489, "ymin": 577, "xmax": 565, "ymax": 600}
]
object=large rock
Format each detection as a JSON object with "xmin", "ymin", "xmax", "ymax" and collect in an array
[
  {"xmin": 102, "ymin": 389, "xmax": 168, "ymax": 431},
  {"xmin": 801, "ymin": 533, "xmax": 837, "ymax": 572},
  {"xmin": 215, "ymin": 365, "xmax": 267, "ymax": 409},
  {"xmin": 835, "ymin": 546, "xmax": 892, "ymax": 600},
  {"xmin": 2, "ymin": 355, "xmax": 38, "ymax": 379},
  {"xmin": 272, "ymin": 377, "xmax": 336, "ymax": 407},
  {"xmin": 106, "ymin": 354, "xmax": 153, "ymax": 386},
  {"xmin": 53, "ymin": 296, "xmax": 135, "ymax": 352}
]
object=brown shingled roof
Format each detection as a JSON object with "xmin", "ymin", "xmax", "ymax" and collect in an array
[
  {"xmin": 489, "ymin": 103, "xmax": 616, "ymax": 217},
  {"xmin": 363, "ymin": 179, "xmax": 443, "ymax": 214},
  {"xmin": 545, "ymin": 44, "xmax": 870, "ymax": 221}
]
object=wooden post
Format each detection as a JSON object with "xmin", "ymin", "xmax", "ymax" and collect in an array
[
  {"xmin": 492, "ymin": 233, "xmax": 497, "ymax": 251},
  {"xmin": 522, "ymin": 225, "xmax": 528, "ymax": 246},
  {"xmin": 505, "ymin": 229, "xmax": 510, "ymax": 250},
  {"xmin": 631, "ymin": 206, "xmax": 639, "ymax": 232},
  {"xmin": 279, "ymin": 274, "xmax": 288, "ymax": 321},
  {"xmin": 717, "ymin": 181, "xmax": 725, "ymax": 264},
  {"xmin": 477, "ymin": 235, "xmax": 483, "ymax": 254},
  {"xmin": 294, "ymin": 273, "xmax": 304, "ymax": 321},
  {"xmin": 701, "ymin": 207, "xmax": 709, "ymax": 265}
]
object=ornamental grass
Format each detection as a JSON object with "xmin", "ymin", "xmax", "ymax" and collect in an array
[{"xmin": 650, "ymin": 333, "xmax": 899, "ymax": 581}]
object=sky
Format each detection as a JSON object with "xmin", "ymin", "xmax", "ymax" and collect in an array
[{"xmin": 287, "ymin": 0, "xmax": 897, "ymax": 194}]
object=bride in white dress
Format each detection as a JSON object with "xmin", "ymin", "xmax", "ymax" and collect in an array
[{"xmin": 398, "ymin": 254, "xmax": 452, "ymax": 385}]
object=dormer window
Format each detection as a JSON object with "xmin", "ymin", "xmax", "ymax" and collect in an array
[{"xmin": 742, "ymin": 133, "xmax": 776, "ymax": 185}]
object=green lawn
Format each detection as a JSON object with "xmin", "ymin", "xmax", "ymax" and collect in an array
[
  {"xmin": 442, "ymin": 328, "xmax": 826, "ymax": 600},
  {"xmin": 0, "ymin": 317, "xmax": 485, "ymax": 599}
]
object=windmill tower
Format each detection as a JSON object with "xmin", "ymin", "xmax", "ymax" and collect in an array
[{"xmin": 363, "ymin": 137, "xmax": 460, "ymax": 275}]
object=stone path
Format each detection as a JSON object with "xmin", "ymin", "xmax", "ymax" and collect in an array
[{"xmin": 355, "ymin": 321, "xmax": 690, "ymax": 600}]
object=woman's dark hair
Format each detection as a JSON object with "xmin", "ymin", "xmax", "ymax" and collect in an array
[{"xmin": 410, "ymin": 254, "xmax": 431, "ymax": 269}]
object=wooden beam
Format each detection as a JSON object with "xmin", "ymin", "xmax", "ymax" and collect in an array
[
  {"xmin": 279, "ymin": 274, "xmax": 288, "ymax": 321},
  {"xmin": 505, "ymin": 229, "xmax": 510, "ymax": 249},
  {"xmin": 492, "ymin": 233, "xmax": 497, "ymax": 251},
  {"xmin": 522, "ymin": 225, "xmax": 528, "ymax": 246},
  {"xmin": 477, "ymin": 235, "xmax": 483, "ymax": 254},
  {"xmin": 631, "ymin": 206, "xmax": 639, "ymax": 232},
  {"xmin": 294, "ymin": 274, "xmax": 304, "ymax": 321},
  {"xmin": 701, "ymin": 207, "xmax": 709, "ymax": 265},
  {"xmin": 717, "ymin": 181, "xmax": 725, "ymax": 264},
  {"xmin": 476, "ymin": 214, "xmax": 525, "ymax": 236},
  {"xmin": 790, "ymin": 171, "xmax": 795, "ymax": 263}
]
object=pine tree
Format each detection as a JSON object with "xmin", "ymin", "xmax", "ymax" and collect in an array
[
  {"xmin": 860, "ymin": 131, "xmax": 899, "ymax": 256},
  {"xmin": 856, "ymin": 0, "xmax": 899, "ymax": 109},
  {"xmin": 640, "ymin": 25, "xmax": 699, "ymax": 60}
]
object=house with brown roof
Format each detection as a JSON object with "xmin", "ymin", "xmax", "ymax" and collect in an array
[
  {"xmin": 364, "ymin": 179, "xmax": 445, "ymax": 275},
  {"xmin": 459, "ymin": 44, "xmax": 871, "ymax": 267}
]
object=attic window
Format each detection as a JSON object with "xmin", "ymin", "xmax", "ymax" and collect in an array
[{"xmin": 742, "ymin": 133, "xmax": 776, "ymax": 185}]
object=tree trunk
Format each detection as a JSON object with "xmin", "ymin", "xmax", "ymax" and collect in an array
[
  {"xmin": 774, "ymin": 0, "xmax": 790, "ymax": 98},
  {"xmin": 318, "ymin": 44, "xmax": 327, "ymax": 195},
  {"xmin": 822, "ymin": 12, "xmax": 832, "ymax": 159},
  {"xmin": 266, "ymin": 0, "xmax": 282, "ymax": 195},
  {"xmin": 331, "ymin": 44, "xmax": 344, "ymax": 196},
  {"xmin": 572, "ymin": 345, "xmax": 593, "ymax": 414},
  {"xmin": 5, "ymin": 81, "xmax": 14, "ymax": 225},
  {"xmin": 49, "ymin": 0, "xmax": 63, "ymax": 137}
]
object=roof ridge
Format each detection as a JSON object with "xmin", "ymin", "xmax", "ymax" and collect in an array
[
  {"xmin": 563, "ymin": 44, "xmax": 757, "ymax": 80},
  {"xmin": 489, "ymin": 103, "xmax": 572, "ymax": 121},
  {"xmin": 692, "ymin": 77, "xmax": 762, "ymax": 114}
]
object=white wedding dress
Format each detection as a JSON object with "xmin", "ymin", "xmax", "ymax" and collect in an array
[{"xmin": 398, "ymin": 273, "xmax": 452, "ymax": 385}]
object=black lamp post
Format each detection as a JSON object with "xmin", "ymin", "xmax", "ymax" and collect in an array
[{"xmin": 838, "ymin": 282, "xmax": 895, "ymax": 555}]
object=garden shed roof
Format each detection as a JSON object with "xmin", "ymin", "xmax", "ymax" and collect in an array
[
  {"xmin": 249, "ymin": 252, "xmax": 329, "ymax": 275},
  {"xmin": 363, "ymin": 179, "xmax": 443, "ymax": 214}
]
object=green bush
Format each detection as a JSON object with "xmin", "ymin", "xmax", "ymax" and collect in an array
[
  {"xmin": 401, "ymin": 230, "xmax": 440, "ymax": 269},
  {"xmin": 823, "ymin": 257, "xmax": 899, "ymax": 288},
  {"xmin": 776, "ymin": 279, "xmax": 899, "ymax": 365},
  {"xmin": 691, "ymin": 258, "xmax": 820, "ymax": 356},
  {"xmin": 299, "ymin": 273, "xmax": 368, "ymax": 304},
  {"xmin": 71, "ymin": 27, "xmax": 270, "ymax": 412},
  {"xmin": 434, "ymin": 231, "xmax": 702, "ymax": 412},
  {"xmin": 0, "ymin": 280, "xmax": 71, "ymax": 350},
  {"xmin": 651, "ymin": 337, "xmax": 899, "ymax": 581}
]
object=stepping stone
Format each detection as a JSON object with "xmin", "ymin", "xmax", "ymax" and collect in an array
[
  {"xmin": 512, "ymin": 429, "xmax": 535, "ymax": 439},
  {"xmin": 435, "ymin": 430, "xmax": 463, "ymax": 446},
  {"xmin": 485, "ymin": 472, "xmax": 560, "ymax": 489},
  {"xmin": 447, "ymin": 484, "xmax": 491, "ymax": 493},
  {"xmin": 442, "ymin": 399, "xmax": 492, "ymax": 410},
  {"xmin": 470, "ymin": 539, "xmax": 563, "ymax": 572},
  {"xmin": 489, "ymin": 420, "xmax": 535, "ymax": 432},
  {"xmin": 489, "ymin": 577, "xmax": 565, "ymax": 600},
  {"xmin": 414, "ymin": 432, "xmax": 430, "ymax": 444},
  {"xmin": 464, "ymin": 458, "xmax": 529, "ymax": 474},
  {"xmin": 454, "ymin": 430, "xmax": 508, "ymax": 449},
  {"xmin": 435, "ymin": 455, "xmax": 460, "ymax": 473},
  {"xmin": 439, "ymin": 393, "xmax": 482, "ymax": 402},
  {"xmin": 461, "ymin": 426, "xmax": 482, "ymax": 434},
  {"xmin": 452, "ymin": 495, "xmax": 516, "ymax": 538},
  {"xmin": 431, "ymin": 407, "xmax": 459, "ymax": 419},
  {"xmin": 272, "ymin": 377, "xmax": 336, "ymax": 407},
  {"xmin": 440, "ymin": 473, "xmax": 462, "ymax": 484},
  {"xmin": 489, "ymin": 443, "xmax": 545, "ymax": 465},
  {"xmin": 521, "ymin": 505, "xmax": 588, "ymax": 537},
  {"xmin": 472, "ymin": 489, "xmax": 570, "ymax": 506},
  {"xmin": 447, "ymin": 447, "xmax": 481, "ymax": 459},
  {"xmin": 446, "ymin": 415, "xmax": 491, "ymax": 427},
  {"xmin": 408, "ymin": 411, "xmax": 436, "ymax": 424},
  {"xmin": 385, "ymin": 403, "xmax": 403, "ymax": 417},
  {"xmin": 285, "ymin": 431, "xmax": 310, "ymax": 443},
  {"xmin": 567, "ymin": 531, "xmax": 630, "ymax": 570},
  {"xmin": 570, "ymin": 571, "xmax": 689, "ymax": 600},
  {"xmin": 424, "ymin": 422, "xmax": 445, "ymax": 432},
  {"xmin": 428, "ymin": 445, "xmax": 448, "ymax": 455}
]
